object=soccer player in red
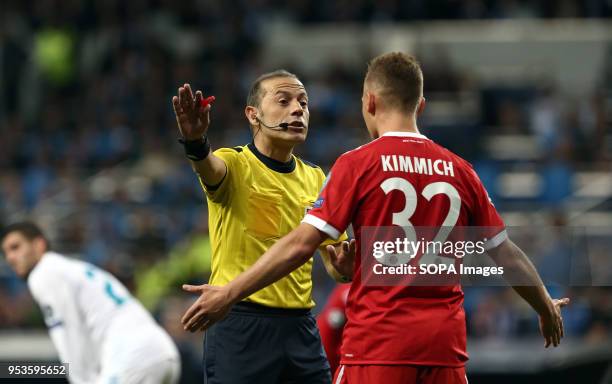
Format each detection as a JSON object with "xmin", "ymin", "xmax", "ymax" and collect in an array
[
  {"xmin": 182, "ymin": 52, "xmax": 569, "ymax": 384},
  {"xmin": 317, "ymin": 284, "xmax": 351, "ymax": 374}
]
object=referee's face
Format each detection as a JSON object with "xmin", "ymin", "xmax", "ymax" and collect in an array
[
  {"xmin": 1, "ymin": 232, "xmax": 42, "ymax": 278},
  {"xmin": 257, "ymin": 77, "xmax": 309, "ymax": 144}
]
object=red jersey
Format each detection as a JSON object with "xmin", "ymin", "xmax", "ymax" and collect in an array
[
  {"xmin": 304, "ymin": 131, "xmax": 506, "ymax": 366},
  {"xmin": 317, "ymin": 284, "xmax": 351, "ymax": 374}
]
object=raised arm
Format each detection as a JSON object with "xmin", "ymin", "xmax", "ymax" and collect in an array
[
  {"xmin": 487, "ymin": 238, "xmax": 570, "ymax": 347},
  {"xmin": 172, "ymin": 83, "xmax": 226, "ymax": 186}
]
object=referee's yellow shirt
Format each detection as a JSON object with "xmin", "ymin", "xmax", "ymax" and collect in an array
[{"xmin": 202, "ymin": 143, "xmax": 344, "ymax": 309}]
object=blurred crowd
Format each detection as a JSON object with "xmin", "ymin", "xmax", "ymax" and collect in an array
[{"xmin": 0, "ymin": 1, "xmax": 611, "ymax": 382}]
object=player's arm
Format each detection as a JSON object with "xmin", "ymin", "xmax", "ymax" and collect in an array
[
  {"xmin": 467, "ymin": 166, "xmax": 569, "ymax": 348},
  {"xmin": 181, "ymin": 223, "xmax": 326, "ymax": 331},
  {"xmin": 487, "ymin": 238, "xmax": 570, "ymax": 347},
  {"xmin": 172, "ymin": 83, "xmax": 226, "ymax": 186}
]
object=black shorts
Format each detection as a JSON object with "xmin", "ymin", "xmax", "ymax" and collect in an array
[{"xmin": 204, "ymin": 302, "xmax": 331, "ymax": 384}]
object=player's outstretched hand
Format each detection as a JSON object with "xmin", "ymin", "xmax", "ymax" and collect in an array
[
  {"xmin": 326, "ymin": 239, "xmax": 357, "ymax": 279},
  {"xmin": 539, "ymin": 297, "xmax": 570, "ymax": 348},
  {"xmin": 181, "ymin": 284, "xmax": 232, "ymax": 332},
  {"xmin": 171, "ymin": 83, "xmax": 211, "ymax": 140}
]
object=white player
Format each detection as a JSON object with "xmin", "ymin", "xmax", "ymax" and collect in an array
[{"xmin": 1, "ymin": 222, "xmax": 181, "ymax": 384}]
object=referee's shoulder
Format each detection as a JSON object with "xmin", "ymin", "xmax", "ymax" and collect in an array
[
  {"xmin": 295, "ymin": 156, "xmax": 322, "ymax": 171},
  {"xmin": 298, "ymin": 157, "xmax": 320, "ymax": 169},
  {"xmin": 295, "ymin": 156, "xmax": 327, "ymax": 183},
  {"xmin": 212, "ymin": 145, "xmax": 249, "ymax": 161},
  {"xmin": 214, "ymin": 144, "xmax": 246, "ymax": 154}
]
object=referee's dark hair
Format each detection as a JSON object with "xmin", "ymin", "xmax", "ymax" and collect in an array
[
  {"xmin": 1, "ymin": 221, "xmax": 50, "ymax": 250},
  {"xmin": 247, "ymin": 69, "xmax": 299, "ymax": 108}
]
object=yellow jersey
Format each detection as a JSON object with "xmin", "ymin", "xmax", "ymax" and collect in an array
[{"xmin": 202, "ymin": 143, "xmax": 344, "ymax": 309}]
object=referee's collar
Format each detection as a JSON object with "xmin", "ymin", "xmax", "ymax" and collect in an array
[{"xmin": 248, "ymin": 142, "xmax": 296, "ymax": 173}]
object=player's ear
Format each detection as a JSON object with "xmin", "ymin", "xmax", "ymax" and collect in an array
[
  {"xmin": 416, "ymin": 97, "xmax": 426, "ymax": 116},
  {"xmin": 32, "ymin": 237, "xmax": 46, "ymax": 255},
  {"xmin": 245, "ymin": 105, "xmax": 258, "ymax": 125},
  {"xmin": 367, "ymin": 92, "xmax": 376, "ymax": 116}
]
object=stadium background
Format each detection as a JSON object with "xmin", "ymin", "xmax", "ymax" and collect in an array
[{"xmin": 0, "ymin": 1, "xmax": 611, "ymax": 383}]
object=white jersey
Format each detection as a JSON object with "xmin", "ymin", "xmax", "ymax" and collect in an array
[{"xmin": 27, "ymin": 252, "xmax": 180, "ymax": 384}]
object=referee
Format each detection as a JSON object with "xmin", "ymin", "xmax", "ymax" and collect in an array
[{"xmin": 172, "ymin": 71, "xmax": 350, "ymax": 384}]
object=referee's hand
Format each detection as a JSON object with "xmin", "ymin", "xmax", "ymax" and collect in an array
[
  {"xmin": 172, "ymin": 83, "xmax": 211, "ymax": 140},
  {"xmin": 181, "ymin": 284, "xmax": 232, "ymax": 332}
]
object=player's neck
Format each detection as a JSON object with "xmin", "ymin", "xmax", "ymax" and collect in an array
[
  {"xmin": 24, "ymin": 252, "xmax": 46, "ymax": 280},
  {"xmin": 375, "ymin": 112, "xmax": 420, "ymax": 137},
  {"xmin": 253, "ymin": 136, "xmax": 294, "ymax": 163}
]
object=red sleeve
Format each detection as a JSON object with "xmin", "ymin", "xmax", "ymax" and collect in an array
[
  {"xmin": 302, "ymin": 154, "xmax": 359, "ymax": 239},
  {"xmin": 467, "ymin": 167, "xmax": 507, "ymax": 250}
]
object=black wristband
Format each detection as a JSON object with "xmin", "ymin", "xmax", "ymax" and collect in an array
[{"xmin": 178, "ymin": 136, "xmax": 211, "ymax": 161}]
